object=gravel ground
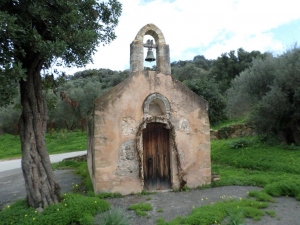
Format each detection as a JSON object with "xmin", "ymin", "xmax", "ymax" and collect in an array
[
  {"xmin": 1, "ymin": 170, "xmax": 299, "ymax": 224},
  {"xmin": 0, "ymin": 169, "xmax": 81, "ymax": 209},
  {"xmin": 104, "ymin": 186, "xmax": 300, "ymax": 225}
]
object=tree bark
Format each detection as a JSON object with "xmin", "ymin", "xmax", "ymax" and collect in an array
[{"xmin": 19, "ymin": 67, "xmax": 60, "ymax": 208}]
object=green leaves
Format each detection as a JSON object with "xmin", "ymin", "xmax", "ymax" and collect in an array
[
  {"xmin": 0, "ymin": 63, "xmax": 26, "ymax": 107},
  {"xmin": 184, "ymin": 76, "xmax": 227, "ymax": 125},
  {"xmin": 0, "ymin": 0, "xmax": 122, "ymax": 105},
  {"xmin": 227, "ymin": 47, "xmax": 300, "ymax": 144}
]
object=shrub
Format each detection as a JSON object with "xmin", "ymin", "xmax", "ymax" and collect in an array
[{"xmin": 95, "ymin": 207, "xmax": 130, "ymax": 225}]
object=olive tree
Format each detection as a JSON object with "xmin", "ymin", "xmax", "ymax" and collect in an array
[
  {"xmin": 0, "ymin": 0, "xmax": 121, "ymax": 207},
  {"xmin": 227, "ymin": 48, "xmax": 300, "ymax": 145}
]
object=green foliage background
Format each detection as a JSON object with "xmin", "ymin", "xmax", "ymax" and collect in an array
[{"xmin": 227, "ymin": 47, "xmax": 300, "ymax": 145}]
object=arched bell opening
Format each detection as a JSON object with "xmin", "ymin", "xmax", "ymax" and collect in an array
[
  {"xmin": 143, "ymin": 35, "xmax": 156, "ymax": 71},
  {"xmin": 130, "ymin": 23, "xmax": 171, "ymax": 74}
]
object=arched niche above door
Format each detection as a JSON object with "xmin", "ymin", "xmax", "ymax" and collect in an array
[{"xmin": 143, "ymin": 93, "xmax": 170, "ymax": 118}]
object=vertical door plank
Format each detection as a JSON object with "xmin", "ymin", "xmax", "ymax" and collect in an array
[{"xmin": 143, "ymin": 123, "xmax": 171, "ymax": 190}]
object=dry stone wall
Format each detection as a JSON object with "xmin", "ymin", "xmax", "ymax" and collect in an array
[{"xmin": 210, "ymin": 124, "xmax": 256, "ymax": 140}]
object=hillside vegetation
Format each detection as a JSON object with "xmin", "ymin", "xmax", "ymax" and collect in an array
[{"xmin": 1, "ymin": 47, "xmax": 299, "ymax": 145}]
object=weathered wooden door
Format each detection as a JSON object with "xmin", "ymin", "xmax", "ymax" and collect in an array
[{"xmin": 143, "ymin": 123, "xmax": 171, "ymax": 190}]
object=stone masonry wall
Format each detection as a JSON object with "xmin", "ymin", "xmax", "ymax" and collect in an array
[
  {"xmin": 89, "ymin": 71, "xmax": 211, "ymax": 195},
  {"xmin": 210, "ymin": 124, "xmax": 256, "ymax": 140}
]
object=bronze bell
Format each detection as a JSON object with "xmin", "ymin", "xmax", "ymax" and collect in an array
[{"xmin": 145, "ymin": 49, "xmax": 155, "ymax": 62}]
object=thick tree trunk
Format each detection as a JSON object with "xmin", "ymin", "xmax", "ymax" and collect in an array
[{"xmin": 19, "ymin": 68, "xmax": 60, "ymax": 208}]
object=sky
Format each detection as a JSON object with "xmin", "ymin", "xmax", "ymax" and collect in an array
[{"xmin": 60, "ymin": 0, "xmax": 300, "ymax": 75}]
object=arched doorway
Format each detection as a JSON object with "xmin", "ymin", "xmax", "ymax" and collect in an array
[{"xmin": 143, "ymin": 123, "xmax": 171, "ymax": 190}]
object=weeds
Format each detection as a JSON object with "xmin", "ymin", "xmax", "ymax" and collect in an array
[
  {"xmin": 157, "ymin": 208, "xmax": 163, "ymax": 213},
  {"xmin": 265, "ymin": 210, "xmax": 275, "ymax": 218},
  {"xmin": 97, "ymin": 192, "xmax": 123, "ymax": 199},
  {"xmin": 182, "ymin": 186, "xmax": 190, "ymax": 192},
  {"xmin": 140, "ymin": 190, "xmax": 156, "ymax": 195},
  {"xmin": 128, "ymin": 203, "xmax": 153, "ymax": 217}
]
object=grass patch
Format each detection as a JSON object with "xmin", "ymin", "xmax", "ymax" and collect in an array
[
  {"xmin": 128, "ymin": 203, "xmax": 152, "ymax": 217},
  {"xmin": 0, "ymin": 194, "xmax": 109, "ymax": 225},
  {"xmin": 211, "ymin": 163, "xmax": 300, "ymax": 187},
  {"xmin": 264, "ymin": 180, "xmax": 300, "ymax": 199},
  {"xmin": 266, "ymin": 210, "xmax": 275, "ymax": 218},
  {"xmin": 211, "ymin": 137, "xmax": 300, "ymax": 174},
  {"xmin": 0, "ymin": 134, "xmax": 21, "ymax": 159},
  {"xmin": 46, "ymin": 130, "xmax": 87, "ymax": 154},
  {"xmin": 211, "ymin": 137, "xmax": 300, "ymax": 190},
  {"xmin": 248, "ymin": 190, "xmax": 275, "ymax": 202},
  {"xmin": 157, "ymin": 199, "xmax": 268, "ymax": 225},
  {"xmin": 0, "ymin": 131, "xmax": 87, "ymax": 160},
  {"xmin": 157, "ymin": 208, "xmax": 163, "ymax": 213}
]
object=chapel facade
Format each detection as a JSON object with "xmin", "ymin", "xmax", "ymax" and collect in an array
[{"xmin": 87, "ymin": 24, "xmax": 211, "ymax": 194}]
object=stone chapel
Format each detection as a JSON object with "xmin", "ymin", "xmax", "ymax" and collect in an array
[{"xmin": 87, "ymin": 24, "xmax": 211, "ymax": 194}]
